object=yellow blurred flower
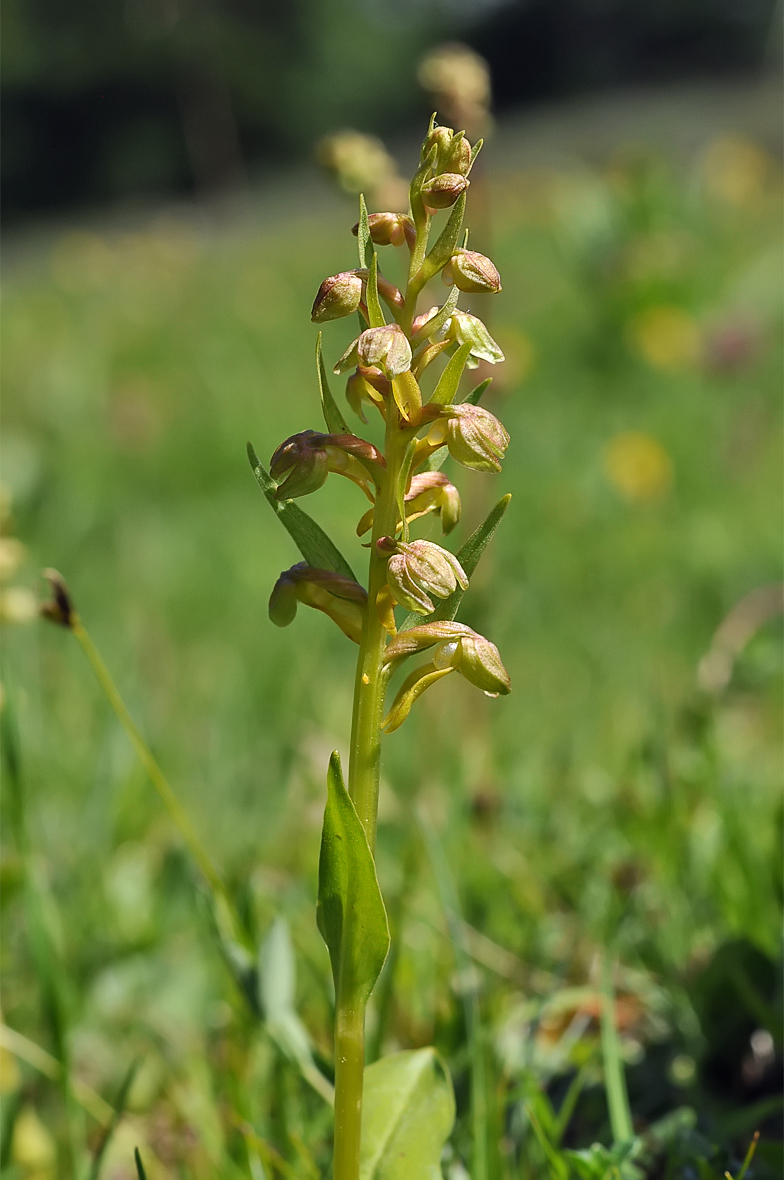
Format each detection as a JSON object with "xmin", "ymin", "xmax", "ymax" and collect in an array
[
  {"xmin": 604, "ymin": 431, "xmax": 673, "ymax": 503},
  {"xmin": 703, "ymin": 135, "xmax": 770, "ymax": 206},
  {"xmin": 629, "ymin": 306, "xmax": 700, "ymax": 370},
  {"xmin": 0, "ymin": 536, "xmax": 26, "ymax": 581},
  {"xmin": 11, "ymin": 1105, "xmax": 56, "ymax": 1178}
]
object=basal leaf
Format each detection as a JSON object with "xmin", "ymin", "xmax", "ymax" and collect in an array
[
  {"xmin": 400, "ymin": 494, "xmax": 511, "ymax": 630},
  {"xmin": 429, "ymin": 342, "xmax": 472, "ymax": 407},
  {"xmin": 420, "ymin": 191, "xmax": 466, "ymax": 282},
  {"xmin": 316, "ymin": 752, "xmax": 389, "ymax": 1008},
  {"xmin": 316, "ymin": 333, "xmax": 350, "ymax": 434},
  {"xmin": 360, "ymin": 1049, "xmax": 455, "ymax": 1180},
  {"xmin": 358, "ymin": 194, "xmax": 373, "ymax": 269},
  {"xmin": 247, "ymin": 443, "xmax": 357, "ymax": 581},
  {"xmin": 366, "ymin": 252, "xmax": 386, "ymax": 329}
]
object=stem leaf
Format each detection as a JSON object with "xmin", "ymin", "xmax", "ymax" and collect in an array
[
  {"xmin": 463, "ymin": 377, "xmax": 492, "ymax": 406},
  {"xmin": 429, "ymin": 342, "xmax": 472, "ymax": 407},
  {"xmin": 316, "ymin": 752, "xmax": 390, "ymax": 1008},
  {"xmin": 247, "ymin": 443, "xmax": 357, "ymax": 582},
  {"xmin": 400, "ymin": 494, "xmax": 511, "ymax": 630},
  {"xmin": 360, "ymin": 1048, "xmax": 455, "ymax": 1180},
  {"xmin": 316, "ymin": 334, "xmax": 350, "ymax": 434}
]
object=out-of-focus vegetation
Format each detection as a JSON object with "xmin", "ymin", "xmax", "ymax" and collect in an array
[
  {"xmin": 2, "ymin": 0, "xmax": 778, "ymax": 216},
  {"xmin": 1, "ymin": 128, "xmax": 781, "ymax": 1176}
]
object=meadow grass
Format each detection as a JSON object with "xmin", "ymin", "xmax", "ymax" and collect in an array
[{"xmin": 1, "ymin": 138, "xmax": 781, "ymax": 1176}]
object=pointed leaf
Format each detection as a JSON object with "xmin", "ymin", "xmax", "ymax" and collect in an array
[
  {"xmin": 429, "ymin": 342, "xmax": 472, "ymax": 407},
  {"xmin": 360, "ymin": 1049, "xmax": 455, "ymax": 1180},
  {"xmin": 134, "ymin": 1149, "xmax": 148, "ymax": 1180},
  {"xmin": 463, "ymin": 377, "xmax": 492, "ymax": 406},
  {"xmin": 358, "ymin": 194, "xmax": 373, "ymax": 269},
  {"xmin": 366, "ymin": 252, "xmax": 386, "ymax": 329},
  {"xmin": 317, "ymin": 334, "xmax": 350, "ymax": 434},
  {"xmin": 469, "ymin": 139, "xmax": 483, "ymax": 168},
  {"xmin": 317, "ymin": 752, "xmax": 389, "ymax": 1007},
  {"xmin": 400, "ymin": 494, "xmax": 511, "ymax": 630},
  {"xmin": 248, "ymin": 443, "xmax": 357, "ymax": 581},
  {"xmin": 420, "ymin": 191, "xmax": 466, "ymax": 282}
]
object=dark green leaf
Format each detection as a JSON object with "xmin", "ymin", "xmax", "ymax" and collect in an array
[
  {"xmin": 90, "ymin": 1059, "xmax": 139, "ymax": 1180},
  {"xmin": 247, "ymin": 443, "xmax": 357, "ymax": 581},
  {"xmin": 400, "ymin": 494, "xmax": 511, "ymax": 630},
  {"xmin": 366, "ymin": 251, "xmax": 386, "ymax": 329},
  {"xmin": 360, "ymin": 1049, "xmax": 455, "ymax": 1180},
  {"xmin": 429, "ymin": 342, "xmax": 472, "ymax": 406},
  {"xmin": 316, "ymin": 333, "xmax": 349, "ymax": 434},
  {"xmin": 316, "ymin": 752, "xmax": 389, "ymax": 1008},
  {"xmin": 134, "ymin": 1149, "xmax": 147, "ymax": 1180},
  {"xmin": 357, "ymin": 194, "xmax": 373, "ymax": 269},
  {"xmin": 463, "ymin": 377, "xmax": 492, "ymax": 406},
  {"xmin": 420, "ymin": 191, "xmax": 466, "ymax": 283}
]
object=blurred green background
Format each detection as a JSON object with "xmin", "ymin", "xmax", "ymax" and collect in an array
[{"xmin": 1, "ymin": 3, "xmax": 782, "ymax": 1176}]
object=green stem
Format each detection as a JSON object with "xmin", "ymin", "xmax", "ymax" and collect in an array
[{"xmin": 600, "ymin": 953, "xmax": 634, "ymax": 1145}]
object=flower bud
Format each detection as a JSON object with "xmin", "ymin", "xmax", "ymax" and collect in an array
[
  {"xmin": 270, "ymin": 430, "xmax": 384, "ymax": 500},
  {"xmin": 311, "ymin": 271, "xmax": 363, "ymax": 323},
  {"xmin": 443, "ymin": 250, "xmax": 501, "ymax": 294},
  {"xmin": 444, "ymin": 309, "xmax": 504, "ymax": 365},
  {"xmin": 351, "ymin": 212, "xmax": 414, "ymax": 248},
  {"xmin": 381, "ymin": 537, "xmax": 468, "ymax": 615},
  {"xmin": 444, "ymin": 133, "xmax": 472, "ymax": 176},
  {"xmin": 421, "ymin": 173, "xmax": 470, "ymax": 211},
  {"xmin": 357, "ymin": 325, "xmax": 412, "ymax": 378},
  {"xmin": 383, "ymin": 620, "xmax": 474, "ymax": 666},
  {"xmin": 442, "ymin": 632, "xmax": 511, "ymax": 695},
  {"xmin": 269, "ymin": 563, "xmax": 367, "ymax": 643},
  {"xmin": 40, "ymin": 568, "xmax": 76, "ymax": 629},
  {"xmin": 405, "ymin": 471, "xmax": 461, "ymax": 533},
  {"xmin": 422, "ymin": 124, "xmax": 453, "ymax": 166},
  {"xmin": 439, "ymin": 404, "xmax": 510, "ymax": 473}
]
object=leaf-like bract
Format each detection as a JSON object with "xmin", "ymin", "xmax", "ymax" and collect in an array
[
  {"xmin": 400, "ymin": 494, "xmax": 511, "ymax": 630},
  {"xmin": 317, "ymin": 333, "xmax": 350, "ymax": 433},
  {"xmin": 247, "ymin": 443, "xmax": 357, "ymax": 581}
]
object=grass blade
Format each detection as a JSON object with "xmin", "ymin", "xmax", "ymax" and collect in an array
[{"xmin": 600, "ymin": 954, "xmax": 634, "ymax": 1145}]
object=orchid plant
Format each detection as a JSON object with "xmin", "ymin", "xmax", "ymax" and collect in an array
[{"xmin": 249, "ymin": 117, "xmax": 512, "ymax": 1180}]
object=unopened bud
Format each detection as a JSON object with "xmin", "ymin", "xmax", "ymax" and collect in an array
[
  {"xmin": 357, "ymin": 325, "xmax": 412, "ymax": 378},
  {"xmin": 444, "ymin": 133, "xmax": 472, "ymax": 175},
  {"xmin": 269, "ymin": 563, "xmax": 367, "ymax": 644},
  {"xmin": 444, "ymin": 250, "xmax": 501, "ymax": 294},
  {"xmin": 421, "ymin": 173, "xmax": 470, "ymax": 211},
  {"xmin": 382, "ymin": 538, "xmax": 468, "ymax": 615},
  {"xmin": 405, "ymin": 472, "xmax": 461, "ymax": 534},
  {"xmin": 422, "ymin": 124, "xmax": 453, "ymax": 166},
  {"xmin": 445, "ymin": 309, "xmax": 504, "ymax": 364},
  {"xmin": 270, "ymin": 430, "xmax": 383, "ymax": 500},
  {"xmin": 439, "ymin": 404, "xmax": 509, "ymax": 473},
  {"xmin": 352, "ymin": 212, "xmax": 414, "ymax": 248},
  {"xmin": 311, "ymin": 271, "xmax": 363, "ymax": 323},
  {"xmin": 442, "ymin": 632, "xmax": 511, "ymax": 695}
]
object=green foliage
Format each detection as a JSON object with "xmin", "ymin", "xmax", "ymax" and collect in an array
[
  {"xmin": 316, "ymin": 753, "xmax": 390, "ymax": 1007},
  {"xmin": 359, "ymin": 1049, "xmax": 455, "ymax": 1180}
]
